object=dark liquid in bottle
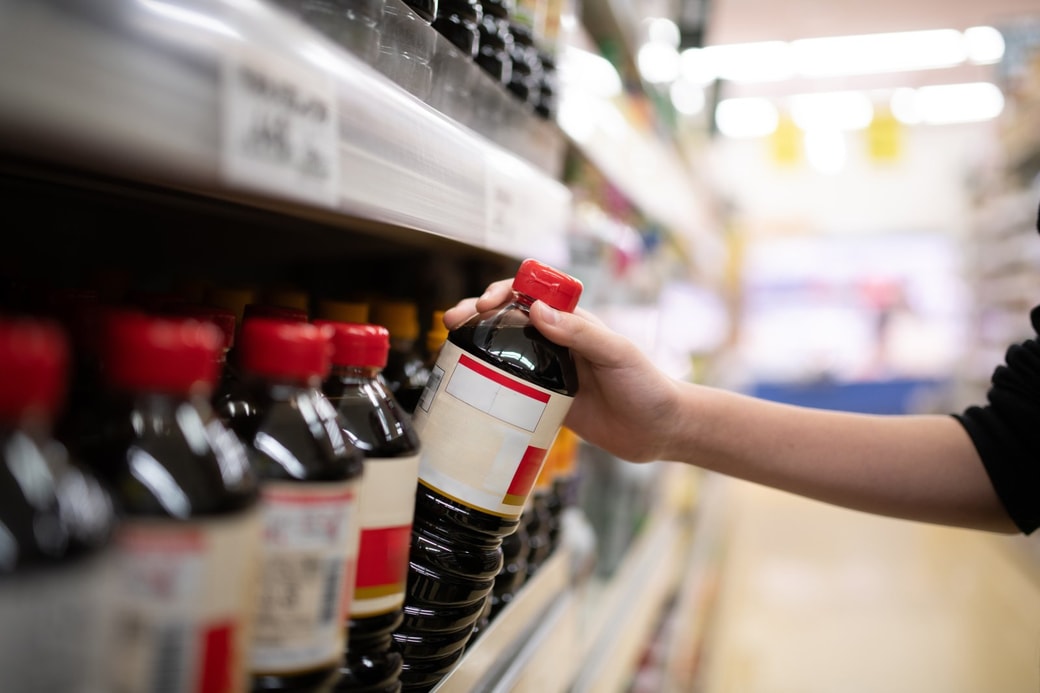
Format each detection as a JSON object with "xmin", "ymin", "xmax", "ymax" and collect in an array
[
  {"xmin": 489, "ymin": 519, "xmax": 528, "ymax": 617},
  {"xmin": 401, "ymin": 0, "xmax": 437, "ymax": 23},
  {"xmin": 382, "ymin": 349, "xmax": 430, "ymax": 414},
  {"xmin": 395, "ymin": 312, "xmax": 577, "ymax": 691},
  {"xmin": 324, "ymin": 373, "xmax": 421, "ymax": 693},
  {"xmin": 228, "ymin": 383, "xmax": 364, "ymax": 693}
]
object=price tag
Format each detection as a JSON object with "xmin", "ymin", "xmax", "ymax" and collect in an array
[
  {"xmin": 222, "ymin": 51, "xmax": 340, "ymax": 208},
  {"xmin": 485, "ymin": 152, "xmax": 528, "ymax": 251}
]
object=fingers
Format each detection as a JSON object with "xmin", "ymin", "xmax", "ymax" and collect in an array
[
  {"xmin": 475, "ymin": 279, "xmax": 514, "ymax": 312},
  {"xmin": 443, "ymin": 298, "xmax": 478, "ymax": 329},
  {"xmin": 443, "ymin": 279, "xmax": 514, "ymax": 329},
  {"xmin": 529, "ymin": 300, "xmax": 630, "ymax": 368}
]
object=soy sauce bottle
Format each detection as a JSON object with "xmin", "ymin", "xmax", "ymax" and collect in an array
[
  {"xmin": 394, "ymin": 259, "xmax": 581, "ymax": 691},
  {"xmin": 80, "ymin": 312, "xmax": 263, "ymax": 693},
  {"xmin": 317, "ymin": 322, "xmax": 421, "ymax": 693},
  {"xmin": 227, "ymin": 318, "xmax": 364, "ymax": 693},
  {"xmin": 371, "ymin": 301, "xmax": 429, "ymax": 415},
  {"xmin": 0, "ymin": 319, "xmax": 117, "ymax": 693}
]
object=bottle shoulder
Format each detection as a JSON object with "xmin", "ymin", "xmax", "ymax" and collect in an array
[
  {"xmin": 1, "ymin": 428, "xmax": 115, "ymax": 570},
  {"xmin": 448, "ymin": 305, "xmax": 578, "ymax": 396}
]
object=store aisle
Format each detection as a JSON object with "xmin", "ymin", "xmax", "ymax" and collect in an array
[{"xmin": 696, "ymin": 479, "xmax": 1040, "ymax": 693}]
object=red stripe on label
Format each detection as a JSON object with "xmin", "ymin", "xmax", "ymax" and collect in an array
[
  {"xmin": 262, "ymin": 488, "xmax": 356, "ymax": 504},
  {"xmin": 355, "ymin": 524, "xmax": 413, "ymax": 589},
  {"xmin": 198, "ymin": 622, "xmax": 234, "ymax": 693},
  {"xmin": 505, "ymin": 445, "xmax": 547, "ymax": 499},
  {"xmin": 458, "ymin": 354, "xmax": 551, "ymax": 403}
]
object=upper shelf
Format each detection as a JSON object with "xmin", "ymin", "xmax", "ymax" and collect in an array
[{"xmin": 0, "ymin": 0, "xmax": 571, "ymax": 265}]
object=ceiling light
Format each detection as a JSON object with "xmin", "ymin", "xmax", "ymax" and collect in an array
[
  {"xmin": 964, "ymin": 26, "xmax": 1005, "ymax": 64},
  {"xmin": 789, "ymin": 91, "xmax": 873, "ymax": 131},
  {"xmin": 670, "ymin": 79, "xmax": 706, "ymax": 115},
  {"xmin": 715, "ymin": 98, "xmax": 779, "ymax": 138},
  {"xmin": 702, "ymin": 42, "xmax": 795, "ymax": 83},
  {"xmin": 638, "ymin": 43, "xmax": 681, "ymax": 84},
  {"xmin": 914, "ymin": 82, "xmax": 1005, "ymax": 124},
  {"xmin": 793, "ymin": 29, "xmax": 967, "ymax": 78},
  {"xmin": 559, "ymin": 47, "xmax": 623, "ymax": 98}
]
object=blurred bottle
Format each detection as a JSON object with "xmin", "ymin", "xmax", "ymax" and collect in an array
[
  {"xmin": 545, "ymin": 426, "xmax": 579, "ymax": 553},
  {"xmin": 487, "ymin": 509, "xmax": 528, "ymax": 619},
  {"xmin": 474, "ymin": 0, "xmax": 513, "ymax": 85},
  {"xmin": 208, "ymin": 286, "xmax": 258, "ymax": 332},
  {"xmin": 79, "ymin": 312, "xmax": 263, "ymax": 693},
  {"xmin": 226, "ymin": 318, "xmax": 364, "ymax": 693},
  {"xmin": 318, "ymin": 322, "xmax": 421, "ymax": 693},
  {"xmin": 378, "ymin": 0, "xmax": 437, "ymax": 101},
  {"xmin": 264, "ymin": 286, "xmax": 311, "ymax": 317},
  {"xmin": 0, "ymin": 318, "xmax": 117, "ymax": 693},
  {"xmin": 317, "ymin": 300, "xmax": 370, "ymax": 326},
  {"xmin": 506, "ymin": 20, "xmax": 542, "ymax": 107},
  {"xmin": 394, "ymin": 259, "xmax": 581, "ymax": 691},
  {"xmin": 294, "ymin": 0, "xmax": 386, "ymax": 64},
  {"xmin": 243, "ymin": 303, "xmax": 309, "ymax": 324},
  {"xmin": 521, "ymin": 453, "xmax": 553, "ymax": 578},
  {"xmin": 424, "ymin": 310, "xmax": 449, "ymax": 369},
  {"xmin": 371, "ymin": 301, "xmax": 429, "ymax": 414},
  {"xmin": 534, "ymin": 49, "xmax": 557, "ymax": 120},
  {"xmin": 432, "ymin": 0, "xmax": 482, "ymax": 58}
]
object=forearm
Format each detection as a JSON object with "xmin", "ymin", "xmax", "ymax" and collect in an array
[{"xmin": 666, "ymin": 384, "xmax": 1016, "ymax": 533}]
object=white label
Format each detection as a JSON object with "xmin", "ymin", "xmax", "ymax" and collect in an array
[
  {"xmin": 108, "ymin": 511, "xmax": 263, "ymax": 693},
  {"xmin": 0, "ymin": 552, "xmax": 116, "ymax": 693},
  {"xmin": 352, "ymin": 454, "xmax": 420, "ymax": 617},
  {"xmin": 222, "ymin": 50, "xmax": 340, "ymax": 207},
  {"xmin": 412, "ymin": 341, "xmax": 573, "ymax": 518},
  {"xmin": 251, "ymin": 480, "xmax": 360, "ymax": 674}
]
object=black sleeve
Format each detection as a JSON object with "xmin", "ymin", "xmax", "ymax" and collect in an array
[{"xmin": 954, "ymin": 306, "xmax": 1040, "ymax": 535}]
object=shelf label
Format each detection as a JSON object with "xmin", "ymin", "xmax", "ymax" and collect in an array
[
  {"xmin": 485, "ymin": 152, "xmax": 529, "ymax": 251},
  {"xmin": 222, "ymin": 51, "xmax": 340, "ymax": 208}
]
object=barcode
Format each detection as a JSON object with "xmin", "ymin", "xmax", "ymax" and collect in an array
[
  {"xmin": 320, "ymin": 560, "xmax": 342, "ymax": 624},
  {"xmin": 154, "ymin": 624, "xmax": 188, "ymax": 693},
  {"xmin": 419, "ymin": 367, "xmax": 444, "ymax": 412}
]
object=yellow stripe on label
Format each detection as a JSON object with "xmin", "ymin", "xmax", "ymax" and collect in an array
[{"xmin": 355, "ymin": 583, "xmax": 405, "ymax": 600}]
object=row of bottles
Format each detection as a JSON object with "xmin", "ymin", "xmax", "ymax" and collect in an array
[
  {"xmin": 1, "ymin": 260, "xmax": 585, "ymax": 692},
  {"xmin": 278, "ymin": 0, "xmax": 559, "ymax": 121}
]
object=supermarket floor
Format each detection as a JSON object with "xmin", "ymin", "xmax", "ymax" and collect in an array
[{"xmin": 691, "ymin": 478, "xmax": 1040, "ymax": 693}]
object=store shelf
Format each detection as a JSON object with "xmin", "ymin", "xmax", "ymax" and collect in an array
[
  {"xmin": 571, "ymin": 503, "xmax": 688, "ymax": 693},
  {"xmin": 432, "ymin": 547, "xmax": 575, "ymax": 693},
  {"xmin": 0, "ymin": 0, "xmax": 571, "ymax": 264}
]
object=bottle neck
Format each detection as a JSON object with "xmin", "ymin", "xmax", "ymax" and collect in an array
[{"xmin": 513, "ymin": 292, "xmax": 535, "ymax": 312}]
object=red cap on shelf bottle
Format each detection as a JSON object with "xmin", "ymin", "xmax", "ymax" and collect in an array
[
  {"xmin": 0, "ymin": 318, "xmax": 118, "ymax": 691},
  {"xmin": 237, "ymin": 318, "xmax": 332, "ymax": 384},
  {"xmin": 226, "ymin": 317, "xmax": 363, "ymax": 691},
  {"xmin": 318, "ymin": 320, "xmax": 420, "ymax": 692}
]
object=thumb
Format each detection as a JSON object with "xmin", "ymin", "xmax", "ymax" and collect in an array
[{"xmin": 530, "ymin": 300, "xmax": 630, "ymax": 368}]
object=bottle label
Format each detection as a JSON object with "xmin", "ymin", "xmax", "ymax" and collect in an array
[
  {"xmin": 251, "ymin": 480, "xmax": 360, "ymax": 674},
  {"xmin": 0, "ymin": 551, "xmax": 116, "ymax": 692},
  {"xmin": 413, "ymin": 341, "xmax": 573, "ymax": 518},
  {"xmin": 108, "ymin": 510, "xmax": 263, "ymax": 693},
  {"xmin": 351, "ymin": 453, "xmax": 420, "ymax": 617}
]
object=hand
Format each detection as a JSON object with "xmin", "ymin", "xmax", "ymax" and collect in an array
[{"xmin": 444, "ymin": 280, "xmax": 682, "ymax": 463}]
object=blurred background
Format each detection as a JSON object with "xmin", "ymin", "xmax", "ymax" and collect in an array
[{"xmin": 2, "ymin": 0, "xmax": 1039, "ymax": 690}]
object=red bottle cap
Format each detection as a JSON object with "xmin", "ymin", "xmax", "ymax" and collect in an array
[
  {"xmin": 0, "ymin": 319, "xmax": 69, "ymax": 421},
  {"xmin": 512, "ymin": 259, "xmax": 583, "ymax": 313},
  {"xmin": 238, "ymin": 318, "xmax": 331, "ymax": 382},
  {"xmin": 166, "ymin": 304, "xmax": 237, "ymax": 351},
  {"xmin": 243, "ymin": 303, "xmax": 308, "ymax": 323},
  {"xmin": 314, "ymin": 321, "xmax": 390, "ymax": 369},
  {"xmin": 102, "ymin": 312, "xmax": 223, "ymax": 395}
]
